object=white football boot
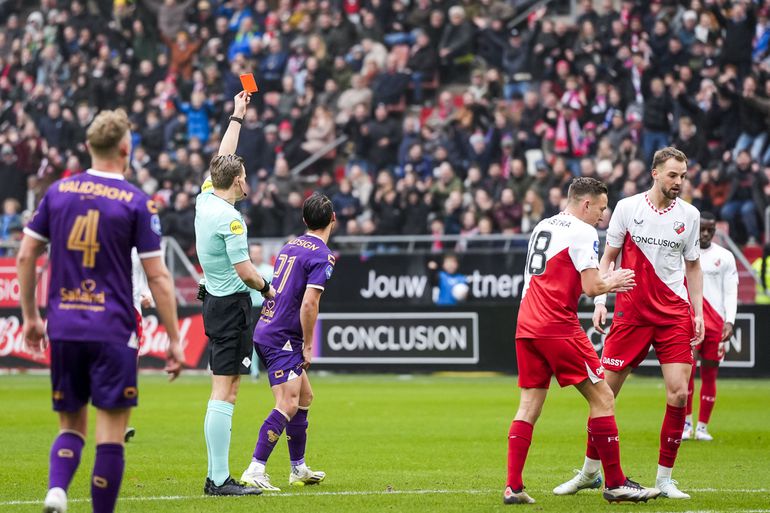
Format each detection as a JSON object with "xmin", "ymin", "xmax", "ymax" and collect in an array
[
  {"xmin": 43, "ymin": 487, "xmax": 67, "ymax": 513},
  {"xmin": 289, "ymin": 464, "xmax": 326, "ymax": 486},
  {"xmin": 552, "ymin": 469, "xmax": 602, "ymax": 495}
]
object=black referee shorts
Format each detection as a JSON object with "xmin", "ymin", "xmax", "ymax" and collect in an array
[{"xmin": 202, "ymin": 292, "xmax": 253, "ymax": 376}]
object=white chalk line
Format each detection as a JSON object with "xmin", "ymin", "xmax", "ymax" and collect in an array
[{"xmin": 2, "ymin": 487, "xmax": 767, "ymax": 506}]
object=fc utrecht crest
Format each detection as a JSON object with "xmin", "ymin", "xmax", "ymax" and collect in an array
[{"xmin": 673, "ymin": 221, "xmax": 685, "ymax": 234}]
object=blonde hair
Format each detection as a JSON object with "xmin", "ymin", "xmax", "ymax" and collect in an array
[
  {"xmin": 209, "ymin": 154, "xmax": 245, "ymax": 189},
  {"xmin": 86, "ymin": 109, "xmax": 130, "ymax": 158}
]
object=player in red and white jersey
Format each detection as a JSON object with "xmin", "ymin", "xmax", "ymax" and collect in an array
[
  {"xmin": 505, "ymin": 178, "xmax": 660, "ymax": 505},
  {"xmin": 553, "ymin": 147, "xmax": 704, "ymax": 500},
  {"xmin": 683, "ymin": 212, "xmax": 738, "ymax": 442},
  {"xmin": 124, "ymin": 248, "xmax": 155, "ymax": 443}
]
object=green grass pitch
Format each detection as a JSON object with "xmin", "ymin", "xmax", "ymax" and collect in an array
[{"xmin": 1, "ymin": 373, "xmax": 769, "ymax": 512}]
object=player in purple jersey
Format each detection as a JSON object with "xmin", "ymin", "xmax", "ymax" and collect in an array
[
  {"xmin": 17, "ymin": 109, "xmax": 185, "ymax": 513},
  {"xmin": 241, "ymin": 194, "xmax": 336, "ymax": 491}
]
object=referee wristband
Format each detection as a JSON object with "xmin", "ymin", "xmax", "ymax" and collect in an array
[
  {"xmin": 259, "ymin": 278, "xmax": 271, "ymax": 294},
  {"xmin": 229, "ymin": 115, "xmax": 243, "ymax": 124}
]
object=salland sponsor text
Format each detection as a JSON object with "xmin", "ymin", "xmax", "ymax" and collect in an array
[{"xmin": 315, "ymin": 312, "xmax": 479, "ymax": 364}]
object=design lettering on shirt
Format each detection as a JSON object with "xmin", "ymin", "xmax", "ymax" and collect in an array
[
  {"xmin": 58, "ymin": 180, "xmax": 134, "ymax": 203},
  {"xmin": 288, "ymin": 238, "xmax": 320, "ymax": 251}
]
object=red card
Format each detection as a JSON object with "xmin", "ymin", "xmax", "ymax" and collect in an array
[{"xmin": 239, "ymin": 73, "xmax": 259, "ymax": 93}]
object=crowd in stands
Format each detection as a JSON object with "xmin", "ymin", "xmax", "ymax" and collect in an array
[{"xmin": 1, "ymin": 0, "xmax": 770, "ymax": 256}]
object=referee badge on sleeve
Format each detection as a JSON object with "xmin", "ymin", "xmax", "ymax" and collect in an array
[{"xmin": 230, "ymin": 220, "xmax": 244, "ymax": 235}]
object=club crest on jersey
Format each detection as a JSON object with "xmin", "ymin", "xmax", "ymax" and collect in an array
[
  {"xmin": 673, "ymin": 221, "xmax": 685, "ymax": 235},
  {"xmin": 714, "ymin": 259, "xmax": 721, "ymax": 267}
]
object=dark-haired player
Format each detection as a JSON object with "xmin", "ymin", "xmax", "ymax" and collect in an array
[
  {"xmin": 505, "ymin": 177, "xmax": 659, "ymax": 505},
  {"xmin": 241, "ymin": 193, "xmax": 336, "ymax": 491},
  {"xmin": 18, "ymin": 109, "xmax": 184, "ymax": 513},
  {"xmin": 682, "ymin": 211, "xmax": 738, "ymax": 441}
]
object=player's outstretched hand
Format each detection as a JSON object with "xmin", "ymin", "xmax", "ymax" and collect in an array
[
  {"xmin": 301, "ymin": 345, "xmax": 313, "ymax": 370},
  {"xmin": 604, "ymin": 262, "xmax": 636, "ymax": 293},
  {"xmin": 592, "ymin": 304, "xmax": 608, "ymax": 334},
  {"xmin": 691, "ymin": 315, "xmax": 705, "ymax": 346},
  {"xmin": 232, "ymin": 90, "xmax": 251, "ymax": 118},
  {"xmin": 262, "ymin": 284, "xmax": 276, "ymax": 300},
  {"xmin": 23, "ymin": 316, "xmax": 47, "ymax": 357},
  {"xmin": 165, "ymin": 339, "xmax": 185, "ymax": 381}
]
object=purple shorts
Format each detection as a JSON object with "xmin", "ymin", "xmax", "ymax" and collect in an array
[
  {"xmin": 254, "ymin": 342, "xmax": 304, "ymax": 387},
  {"xmin": 50, "ymin": 340, "xmax": 139, "ymax": 412}
]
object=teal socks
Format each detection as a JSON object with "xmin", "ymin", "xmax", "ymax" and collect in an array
[{"xmin": 204, "ymin": 400, "xmax": 234, "ymax": 486}]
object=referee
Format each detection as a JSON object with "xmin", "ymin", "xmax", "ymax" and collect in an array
[{"xmin": 195, "ymin": 91, "xmax": 274, "ymax": 496}]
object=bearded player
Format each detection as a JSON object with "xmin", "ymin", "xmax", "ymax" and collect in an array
[
  {"xmin": 553, "ymin": 147, "xmax": 703, "ymax": 500},
  {"xmin": 682, "ymin": 211, "xmax": 738, "ymax": 441}
]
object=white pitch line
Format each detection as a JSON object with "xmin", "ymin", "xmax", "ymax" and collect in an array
[
  {"xmin": 2, "ymin": 489, "xmax": 490, "ymax": 506},
  {"xmin": 2, "ymin": 487, "xmax": 768, "ymax": 507}
]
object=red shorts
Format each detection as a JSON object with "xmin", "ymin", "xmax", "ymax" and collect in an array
[
  {"xmin": 696, "ymin": 336, "xmax": 724, "ymax": 362},
  {"xmin": 601, "ymin": 321, "xmax": 693, "ymax": 372},
  {"xmin": 516, "ymin": 335, "xmax": 604, "ymax": 389}
]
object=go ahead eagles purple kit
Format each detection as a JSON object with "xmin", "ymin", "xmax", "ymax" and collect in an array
[
  {"xmin": 24, "ymin": 169, "xmax": 162, "ymax": 411},
  {"xmin": 253, "ymin": 233, "xmax": 335, "ymax": 386}
]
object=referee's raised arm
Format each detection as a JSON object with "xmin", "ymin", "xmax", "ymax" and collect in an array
[
  {"xmin": 219, "ymin": 91, "xmax": 250, "ymax": 156},
  {"xmin": 194, "ymin": 90, "xmax": 274, "ymax": 497}
]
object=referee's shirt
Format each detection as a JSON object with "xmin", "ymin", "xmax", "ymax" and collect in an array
[
  {"xmin": 195, "ymin": 189, "xmax": 253, "ymax": 375},
  {"xmin": 195, "ymin": 191, "xmax": 249, "ymax": 296}
]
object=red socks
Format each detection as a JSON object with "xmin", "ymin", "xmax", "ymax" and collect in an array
[
  {"xmin": 699, "ymin": 365, "xmax": 718, "ymax": 424},
  {"xmin": 585, "ymin": 416, "xmax": 600, "ymax": 459},
  {"xmin": 588, "ymin": 416, "xmax": 625, "ymax": 488},
  {"xmin": 507, "ymin": 420, "xmax": 533, "ymax": 491},
  {"xmin": 659, "ymin": 404, "xmax": 686, "ymax": 467}
]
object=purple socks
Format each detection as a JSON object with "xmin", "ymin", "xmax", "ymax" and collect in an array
[
  {"xmin": 253, "ymin": 409, "xmax": 289, "ymax": 464},
  {"xmin": 48, "ymin": 431, "xmax": 85, "ymax": 491},
  {"xmin": 91, "ymin": 444, "xmax": 124, "ymax": 513},
  {"xmin": 286, "ymin": 408, "xmax": 309, "ymax": 466}
]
